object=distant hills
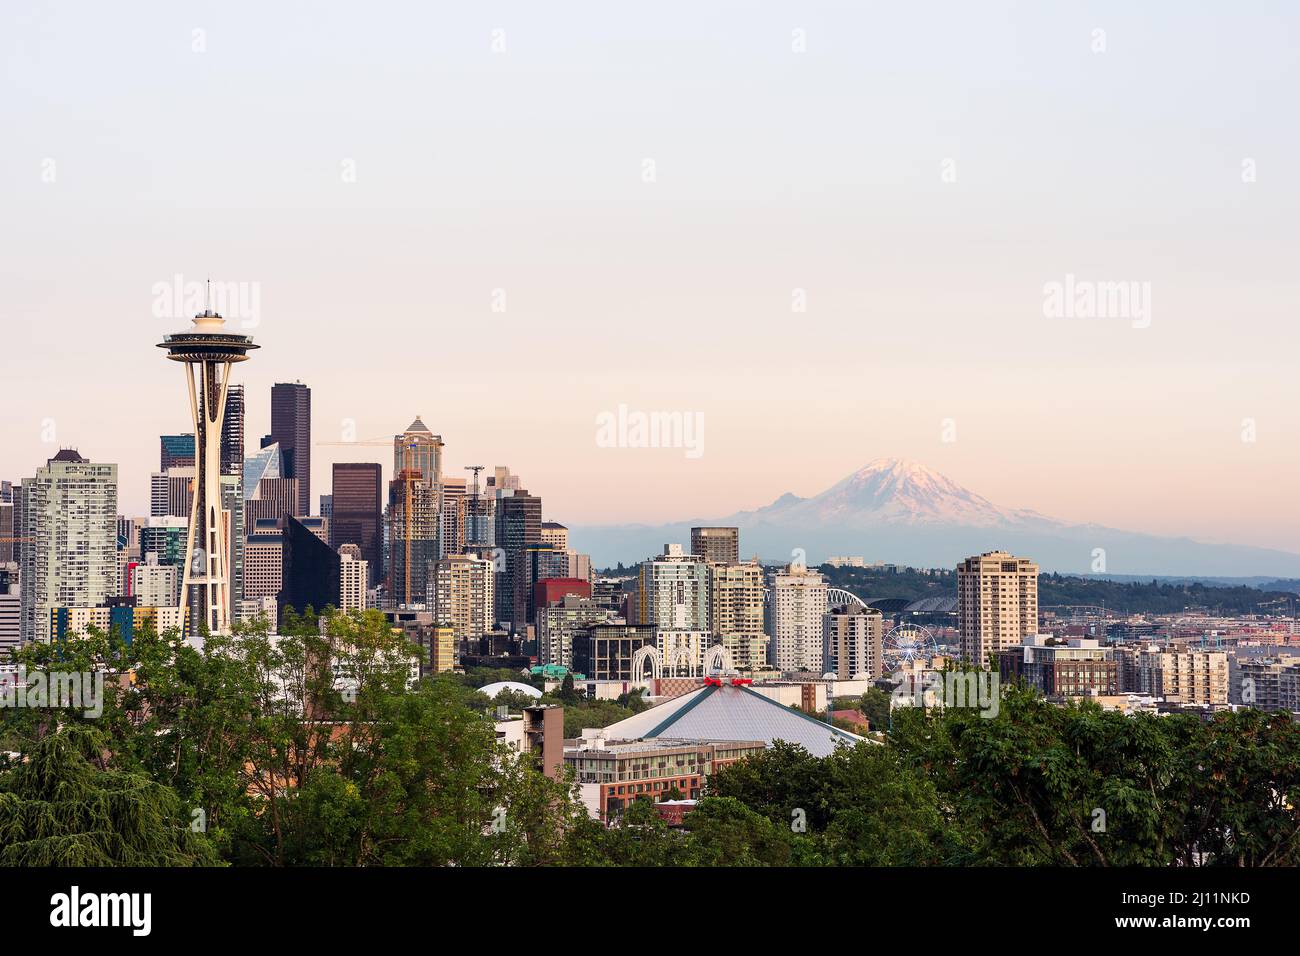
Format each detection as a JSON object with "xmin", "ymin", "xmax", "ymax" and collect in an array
[{"xmin": 570, "ymin": 458, "xmax": 1300, "ymax": 578}]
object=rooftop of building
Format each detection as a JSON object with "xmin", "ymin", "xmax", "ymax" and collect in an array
[{"xmin": 590, "ymin": 682, "xmax": 866, "ymax": 758}]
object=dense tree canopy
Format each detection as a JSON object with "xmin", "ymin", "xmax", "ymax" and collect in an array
[{"xmin": 3, "ymin": 611, "xmax": 1299, "ymax": 867}]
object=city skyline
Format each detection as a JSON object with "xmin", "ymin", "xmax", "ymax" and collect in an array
[{"xmin": 4, "ymin": 3, "xmax": 1299, "ymax": 554}]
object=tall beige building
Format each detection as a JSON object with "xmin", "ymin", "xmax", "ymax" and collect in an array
[
  {"xmin": 957, "ymin": 551, "xmax": 1039, "ymax": 666},
  {"xmin": 540, "ymin": 521, "xmax": 569, "ymax": 551},
  {"xmin": 823, "ymin": 605, "xmax": 884, "ymax": 680},
  {"xmin": 428, "ymin": 553, "xmax": 495, "ymax": 643},
  {"xmin": 709, "ymin": 561, "xmax": 767, "ymax": 670},
  {"xmin": 771, "ymin": 564, "xmax": 828, "ymax": 672}
]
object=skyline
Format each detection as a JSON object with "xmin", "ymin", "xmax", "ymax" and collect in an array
[{"xmin": 4, "ymin": 2, "xmax": 1300, "ymax": 553}]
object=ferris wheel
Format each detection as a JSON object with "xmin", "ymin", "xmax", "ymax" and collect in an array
[{"xmin": 883, "ymin": 623, "xmax": 938, "ymax": 671}]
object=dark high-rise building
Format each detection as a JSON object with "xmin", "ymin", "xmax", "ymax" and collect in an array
[
  {"xmin": 331, "ymin": 463, "xmax": 382, "ymax": 587},
  {"xmin": 244, "ymin": 477, "xmax": 301, "ymax": 525},
  {"xmin": 221, "ymin": 383, "xmax": 245, "ymax": 478},
  {"xmin": 270, "ymin": 382, "xmax": 311, "ymax": 516},
  {"xmin": 159, "ymin": 434, "xmax": 195, "ymax": 471},
  {"xmin": 691, "ymin": 526, "xmax": 739, "ymax": 565},
  {"xmin": 280, "ymin": 515, "xmax": 340, "ymax": 626},
  {"xmin": 496, "ymin": 490, "xmax": 542, "ymax": 631},
  {"xmin": 523, "ymin": 543, "xmax": 569, "ymax": 628}
]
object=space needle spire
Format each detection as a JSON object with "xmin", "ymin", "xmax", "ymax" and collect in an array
[{"xmin": 157, "ymin": 293, "xmax": 259, "ymax": 639}]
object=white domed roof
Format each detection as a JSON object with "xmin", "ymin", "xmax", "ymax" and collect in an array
[{"xmin": 479, "ymin": 681, "xmax": 543, "ymax": 700}]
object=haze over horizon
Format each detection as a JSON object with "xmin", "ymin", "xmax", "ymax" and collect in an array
[{"xmin": 3, "ymin": 2, "xmax": 1299, "ymax": 557}]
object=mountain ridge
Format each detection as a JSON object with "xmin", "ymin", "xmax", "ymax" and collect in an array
[{"xmin": 569, "ymin": 458, "xmax": 1300, "ymax": 577}]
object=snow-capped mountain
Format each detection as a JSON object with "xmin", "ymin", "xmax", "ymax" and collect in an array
[
  {"xmin": 737, "ymin": 458, "xmax": 1054, "ymax": 528},
  {"xmin": 570, "ymin": 460, "xmax": 1300, "ymax": 577}
]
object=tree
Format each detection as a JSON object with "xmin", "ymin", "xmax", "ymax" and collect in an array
[
  {"xmin": 0, "ymin": 725, "xmax": 219, "ymax": 866},
  {"xmin": 860, "ymin": 688, "xmax": 892, "ymax": 731},
  {"xmin": 684, "ymin": 797, "xmax": 794, "ymax": 866}
]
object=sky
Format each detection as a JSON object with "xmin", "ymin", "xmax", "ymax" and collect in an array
[{"xmin": 2, "ymin": 1, "xmax": 1298, "ymax": 554}]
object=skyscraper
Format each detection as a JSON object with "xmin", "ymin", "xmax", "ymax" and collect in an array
[
  {"xmin": 220, "ymin": 383, "xmax": 245, "ymax": 477},
  {"xmin": 0, "ymin": 483, "xmax": 14, "ymax": 564},
  {"xmin": 957, "ymin": 550, "xmax": 1039, "ymax": 666},
  {"xmin": 637, "ymin": 544, "xmax": 711, "ymax": 631},
  {"xmin": 496, "ymin": 489, "xmax": 542, "ymax": 630},
  {"xmin": 438, "ymin": 476, "xmax": 467, "ymax": 558},
  {"xmin": 158, "ymin": 303, "xmax": 258, "ymax": 637},
  {"xmin": 465, "ymin": 467, "xmax": 493, "ymax": 549},
  {"xmin": 280, "ymin": 515, "xmax": 340, "ymax": 625},
  {"xmin": 387, "ymin": 469, "xmax": 437, "ymax": 607},
  {"xmin": 394, "ymin": 416, "xmax": 442, "ymax": 495},
  {"xmin": 338, "ymin": 544, "xmax": 368, "ymax": 612},
  {"xmin": 428, "ymin": 553, "xmax": 495, "ymax": 645},
  {"xmin": 771, "ymin": 563, "xmax": 829, "ymax": 672},
  {"xmin": 330, "ymin": 462, "xmax": 382, "ymax": 586},
  {"xmin": 709, "ymin": 560, "xmax": 767, "ymax": 670},
  {"xmin": 159, "ymin": 434, "xmax": 195, "ymax": 471},
  {"xmin": 18, "ymin": 450, "xmax": 118, "ymax": 644},
  {"xmin": 823, "ymin": 604, "xmax": 884, "ymax": 680},
  {"xmin": 691, "ymin": 527, "xmax": 739, "ymax": 565},
  {"xmin": 270, "ymin": 382, "xmax": 311, "ymax": 516},
  {"xmin": 150, "ymin": 467, "xmax": 194, "ymax": 517}
]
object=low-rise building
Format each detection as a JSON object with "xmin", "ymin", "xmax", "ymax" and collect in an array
[
  {"xmin": 565, "ymin": 734, "xmax": 764, "ymax": 823},
  {"xmin": 999, "ymin": 635, "xmax": 1119, "ymax": 698}
]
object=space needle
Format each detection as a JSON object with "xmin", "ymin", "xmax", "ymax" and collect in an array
[{"xmin": 157, "ymin": 287, "xmax": 258, "ymax": 638}]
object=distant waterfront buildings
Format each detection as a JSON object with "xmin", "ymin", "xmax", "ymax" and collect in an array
[
  {"xmin": 1117, "ymin": 642, "xmax": 1229, "ymax": 705},
  {"xmin": 999, "ymin": 635, "xmax": 1119, "ymax": 698}
]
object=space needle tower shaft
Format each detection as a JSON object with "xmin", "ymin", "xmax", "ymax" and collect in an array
[{"xmin": 157, "ymin": 291, "xmax": 259, "ymax": 639}]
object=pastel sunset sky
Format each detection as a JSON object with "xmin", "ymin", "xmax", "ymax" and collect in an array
[{"xmin": 2, "ymin": 2, "xmax": 1297, "ymax": 553}]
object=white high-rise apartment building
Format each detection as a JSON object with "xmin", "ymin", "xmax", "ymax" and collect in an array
[
  {"xmin": 428, "ymin": 553, "xmax": 495, "ymax": 643},
  {"xmin": 637, "ymin": 544, "xmax": 710, "ymax": 631},
  {"xmin": 957, "ymin": 551, "xmax": 1039, "ymax": 666},
  {"xmin": 771, "ymin": 564, "xmax": 828, "ymax": 672},
  {"xmin": 132, "ymin": 561, "xmax": 179, "ymax": 608},
  {"xmin": 19, "ymin": 450, "xmax": 118, "ymax": 644},
  {"xmin": 338, "ymin": 544, "xmax": 369, "ymax": 612}
]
